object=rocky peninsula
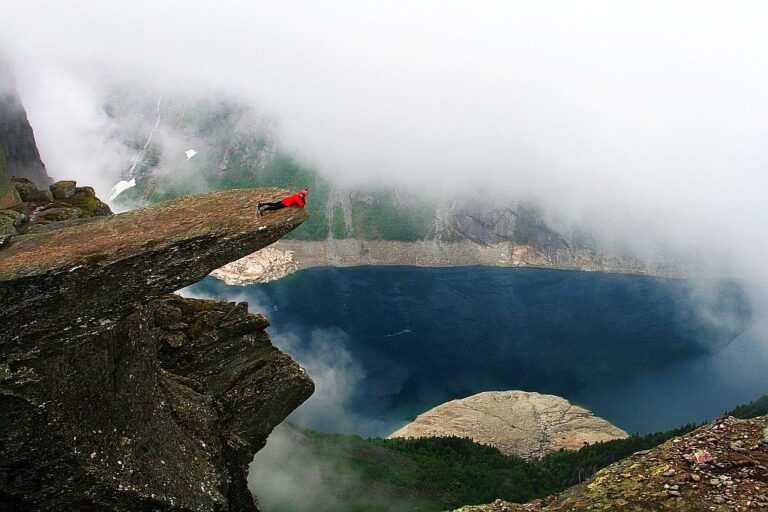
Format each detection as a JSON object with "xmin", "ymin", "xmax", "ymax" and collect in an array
[{"xmin": 388, "ymin": 391, "xmax": 629, "ymax": 461}]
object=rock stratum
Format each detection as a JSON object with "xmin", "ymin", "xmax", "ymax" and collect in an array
[
  {"xmin": 388, "ymin": 391, "xmax": 628, "ymax": 460},
  {"xmin": 452, "ymin": 415, "xmax": 768, "ymax": 512},
  {"xmin": 0, "ymin": 186, "xmax": 314, "ymax": 511}
]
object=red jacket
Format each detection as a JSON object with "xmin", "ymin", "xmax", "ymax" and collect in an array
[{"xmin": 281, "ymin": 191, "xmax": 307, "ymax": 207}]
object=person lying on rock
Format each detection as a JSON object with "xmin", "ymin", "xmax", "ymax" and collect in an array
[{"xmin": 258, "ymin": 188, "xmax": 308, "ymax": 214}]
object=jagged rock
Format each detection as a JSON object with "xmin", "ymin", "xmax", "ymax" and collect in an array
[
  {"xmin": 49, "ymin": 180, "xmax": 77, "ymax": 199},
  {"xmin": 0, "ymin": 188, "xmax": 313, "ymax": 511},
  {"xmin": 388, "ymin": 391, "xmax": 628, "ymax": 460},
  {"xmin": 451, "ymin": 415, "xmax": 768, "ymax": 512}
]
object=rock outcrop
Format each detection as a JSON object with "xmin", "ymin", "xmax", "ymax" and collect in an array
[
  {"xmin": 0, "ymin": 176, "xmax": 113, "ymax": 245},
  {"xmin": 211, "ymin": 246, "xmax": 298, "ymax": 285},
  {"xmin": 388, "ymin": 391, "xmax": 628, "ymax": 460},
  {"xmin": 0, "ymin": 187, "xmax": 313, "ymax": 511},
  {"xmin": 452, "ymin": 415, "xmax": 768, "ymax": 512},
  {"xmin": 0, "ymin": 57, "xmax": 51, "ymax": 187}
]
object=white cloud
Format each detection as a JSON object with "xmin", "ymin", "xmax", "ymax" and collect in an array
[{"xmin": 2, "ymin": 0, "xmax": 768, "ymax": 318}]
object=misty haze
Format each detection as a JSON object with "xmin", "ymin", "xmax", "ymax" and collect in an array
[{"xmin": 1, "ymin": 2, "xmax": 768, "ymax": 512}]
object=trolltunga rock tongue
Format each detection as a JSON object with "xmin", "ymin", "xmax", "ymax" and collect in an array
[
  {"xmin": 0, "ymin": 188, "xmax": 313, "ymax": 511},
  {"xmin": 0, "ymin": 187, "xmax": 307, "ymax": 351}
]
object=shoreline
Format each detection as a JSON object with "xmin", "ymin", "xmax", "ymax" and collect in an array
[{"xmin": 211, "ymin": 238, "xmax": 684, "ymax": 285}]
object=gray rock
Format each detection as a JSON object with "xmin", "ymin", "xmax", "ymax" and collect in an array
[
  {"xmin": 21, "ymin": 188, "xmax": 53, "ymax": 203},
  {"xmin": 0, "ymin": 209, "xmax": 24, "ymax": 226},
  {"xmin": 0, "ymin": 58, "xmax": 52, "ymax": 187},
  {"xmin": 0, "ymin": 188, "xmax": 312, "ymax": 512},
  {"xmin": 11, "ymin": 176, "xmax": 37, "ymax": 198},
  {"xmin": 0, "ymin": 215, "xmax": 16, "ymax": 237},
  {"xmin": 49, "ymin": 180, "xmax": 77, "ymax": 199}
]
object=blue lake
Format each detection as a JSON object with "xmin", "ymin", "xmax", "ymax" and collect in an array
[{"xmin": 186, "ymin": 266, "xmax": 767, "ymax": 437}]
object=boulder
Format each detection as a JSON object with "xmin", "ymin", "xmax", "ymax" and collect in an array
[
  {"xmin": 64, "ymin": 188, "xmax": 113, "ymax": 217},
  {"xmin": 49, "ymin": 180, "xmax": 77, "ymax": 199},
  {"xmin": 11, "ymin": 176, "xmax": 37, "ymax": 198},
  {"xmin": 0, "ymin": 209, "xmax": 24, "ymax": 226}
]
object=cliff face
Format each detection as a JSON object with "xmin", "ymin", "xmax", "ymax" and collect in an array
[
  {"xmin": 388, "ymin": 391, "xmax": 629, "ymax": 461},
  {"xmin": 0, "ymin": 188, "xmax": 313, "ymax": 511},
  {"xmin": 0, "ymin": 147, "xmax": 21, "ymax": 210},
  {"xmin": 0, "ymin": 57, "xmax": 52, "ymax": 187}
]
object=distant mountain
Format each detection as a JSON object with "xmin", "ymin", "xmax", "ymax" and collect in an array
[
  {"xmin": 0, "ymin": 56, "xmax": 51, "ymax": 187},
  {"xmin": 107, "ymin": 93, "xmax": 672, "ymax": 276}
]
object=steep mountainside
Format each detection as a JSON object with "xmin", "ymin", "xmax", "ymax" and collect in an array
[
  {"xmin": 0, "ymin": 57, "xmax": 51, "ymax": 187},
  {"xmin": 388, "ymin": 391, "xmax": 628, "ymax": 460},
  {"xmin": 104, "ymin": 94, "xmax": 670, "ymax": 277},
  {"xmin": 0, "ymin": 186, "xmax": 313, "ymax": 511}
]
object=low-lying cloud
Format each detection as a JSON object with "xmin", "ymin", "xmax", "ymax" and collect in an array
[
  {"xmin": 3, "ymin": 2, "xmax": 768, "ymax": 358},
  {"xmin": 2, "ymin": 1, "xmax": 768, "ymax": 279}
]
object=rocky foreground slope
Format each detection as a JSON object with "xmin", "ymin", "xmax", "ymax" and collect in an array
[
  {"xmin": 389, "ymin": 391, "xmax": 628, "ymax": 460},
  {"xmin": 453, "ymin": 415, "xmax": 768, "ymax": 512},
  {"xmin": 0, "ymin": 185, "xmax": 313, "ymax": 511}
]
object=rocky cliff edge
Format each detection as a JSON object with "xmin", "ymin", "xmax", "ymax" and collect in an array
[
  {"xmin": 0, "ymin": 188, "xmax": 314, "ymax": 511},
  {"xmin": 452, "ymin": 415, "xmax": 768, "ymax": 512}
]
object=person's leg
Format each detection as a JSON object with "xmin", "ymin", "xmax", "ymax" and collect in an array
[{"xmin": 259, "ymin": 201, "xmax": 286, "ymax": 212}]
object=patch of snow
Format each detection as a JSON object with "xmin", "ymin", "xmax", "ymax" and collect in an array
[{"xmin": 109, "ymin": 179, "xmax": 136, "ymax": 201}]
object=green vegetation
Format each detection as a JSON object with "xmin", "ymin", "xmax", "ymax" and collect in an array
[
  {"xmin": 111, "ymin": 98, "xmax": 450, "ymax": 241},
  {"xmin": 276, "ymin": 424, "xmax": 696, "ymax": 512},
  {"xmin": 348, "ymin": 190, "xmax": 436, "ymax": 241},
  {"xmin": 270, "ymin": 393, "xmax": 768, "ymax": 512},
  {"xmin": 727, "ymin": 394, "xmax": 768, "ymax": 418}
]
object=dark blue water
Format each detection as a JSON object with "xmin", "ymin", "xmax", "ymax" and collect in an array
[{"xmin": 186, "ymin": 266, "xmax": 765, "ymax": 436}]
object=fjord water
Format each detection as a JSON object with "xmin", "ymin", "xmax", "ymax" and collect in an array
[{"xmin": 187, "ymin": 266, "xmax": 765, "ymax": 436}]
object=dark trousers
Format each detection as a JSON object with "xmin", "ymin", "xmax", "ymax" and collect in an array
[{"xmin": 259, "ymin": 201, "xmax": 286, "ymax": 212}]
